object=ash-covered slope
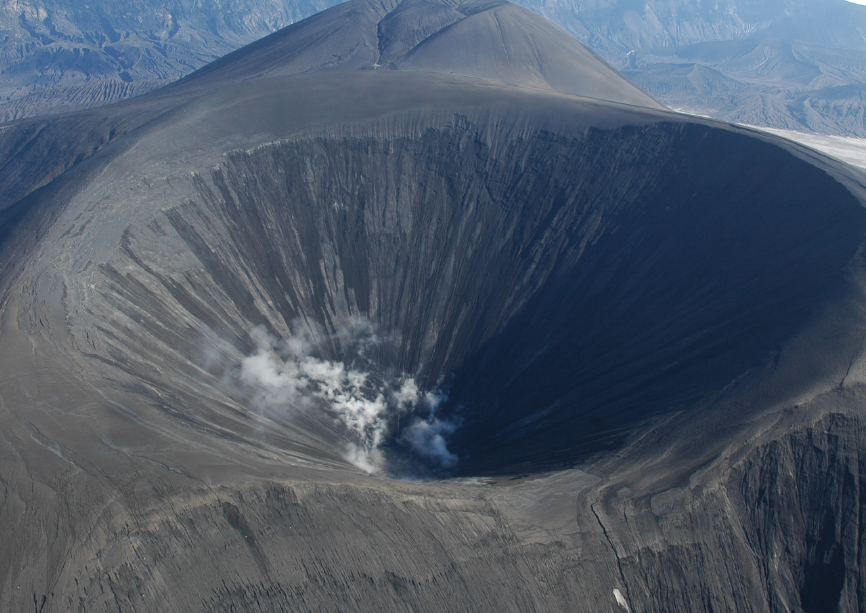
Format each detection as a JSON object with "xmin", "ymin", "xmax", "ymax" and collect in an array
[
  {"xmin": 178, "ymin": 0, "xmax": 660, "ymax": 108},
  {"xmin": 2, "ymin": 0, "xmax": 866, "ymax": 611},
  {"xmin": 0, "ymin": 0, "xmax": 660, "ymax": 121},
  {"xmin": 7, "ymin": 0, "xmax": 866, "ymax": 136}
]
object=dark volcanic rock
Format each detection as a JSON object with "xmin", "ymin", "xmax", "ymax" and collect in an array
[{"xmin": 2, "ymin": 0, "xmax": 866, "ymax": 611}]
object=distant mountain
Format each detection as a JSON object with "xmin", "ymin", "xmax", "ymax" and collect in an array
[
  {"xmin": 523, "ymin": 0, "xmax": 866, "ymax": 57},
  {"xmin": 3, "ymin": 0, "xmax": 866, "ymax": 135},
  {"xmin": 619, "ymin": 38, "xmax": 866, "ymax": 135},
  {"xmin": 522, "ymin": 0, "xmax": 866, "ymax": 135},
  {"xmin": 0, "ymin": 0, "xmax": 342, "ymax": 121}
]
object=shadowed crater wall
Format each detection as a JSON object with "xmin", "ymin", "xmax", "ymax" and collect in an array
[{"xmin": 90, "ymin": 119, "xmax": 866, "ymax": 476}]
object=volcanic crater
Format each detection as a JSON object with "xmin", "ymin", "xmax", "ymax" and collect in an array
[{"xmin": 3, "ymin": 0, "xmax": 866, "ymax": 610}]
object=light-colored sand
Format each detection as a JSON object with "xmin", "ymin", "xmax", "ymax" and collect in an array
[{"xmin": 743, "ymin": 125, "xmax": 866, "ymax": 171}]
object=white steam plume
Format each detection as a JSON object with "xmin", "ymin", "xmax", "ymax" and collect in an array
[
  {"xmin": 399, "ymin": 388, "xmax": 460, "ymax": 469},
  {"xmin": 239, "ymin": 323, "xmax": 459, "ymax": 474}
]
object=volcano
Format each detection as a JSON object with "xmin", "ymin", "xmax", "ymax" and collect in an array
[{"xmin": 2, "ymin": 0, "xmax": 866, "ymax": 611}]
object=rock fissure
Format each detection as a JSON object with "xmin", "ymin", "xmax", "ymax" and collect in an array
[{"xmin": 590, "ymin": 502, "xmax": 633, "ymax": 609}]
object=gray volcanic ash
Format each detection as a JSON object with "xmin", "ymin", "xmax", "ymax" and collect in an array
[{"xmin": 1, "ymin": 1, "xmax": 866, "ymax": 611}]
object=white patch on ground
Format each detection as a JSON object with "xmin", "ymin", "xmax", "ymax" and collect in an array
[
  {"xmin": 671, "ymin": 108, "xmax": 866, "ymax": 172},
  {"xmin": 746, "ymin": 126, "xmax": 866, "ymax": 171},
  {"xmin": 613, "ymin": 588, "xmax": 630, "ymax": 611}
]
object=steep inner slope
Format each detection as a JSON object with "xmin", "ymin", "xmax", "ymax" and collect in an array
[{"xmin": 73, "ymin": 116, "xmax": 865, "ymax": 475}]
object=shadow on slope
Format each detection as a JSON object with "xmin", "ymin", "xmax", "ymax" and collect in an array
[{"xmin": 444, "ymin": 124, "xmax": 866, "ymax": 475}]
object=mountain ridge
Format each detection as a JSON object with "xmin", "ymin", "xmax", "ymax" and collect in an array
[
  {"xmin": 5, "ymin": 0, "xmax": 866, "ymax": 135},
  {"xmin": 172, "ymin": 0, "xmax": 660, "ymax": 109}
]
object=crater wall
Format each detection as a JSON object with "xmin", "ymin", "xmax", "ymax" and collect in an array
[{"xmin": 80, "ymin": 119, "xmax": 866, "ymax": 474}]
